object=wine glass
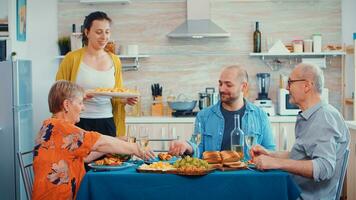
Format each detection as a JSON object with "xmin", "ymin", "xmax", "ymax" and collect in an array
[
  {"xmin": 139, "ymin": 127, "xmax": 149, "ymax": 161},
  {"xmin": 244, "ymin": 134, "xmax": 257, "ymax": 160},
  {"xmin": 191, "ymin": 122, "xmax": 202, "ymax": 157}
]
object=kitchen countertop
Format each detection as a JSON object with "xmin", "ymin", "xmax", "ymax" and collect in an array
[{"xmin": 126, "ymin": 115, "xmax": 297, "ymax": 124}]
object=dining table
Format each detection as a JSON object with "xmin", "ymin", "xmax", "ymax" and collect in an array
[{"xmin": 76, "ymin": 164, "xmax": 301, "ymax": 200}]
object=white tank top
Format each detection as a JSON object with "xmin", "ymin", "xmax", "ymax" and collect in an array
[{"xmin": 76, "ymin": 62, "xmax": 115, "ymax": 118}]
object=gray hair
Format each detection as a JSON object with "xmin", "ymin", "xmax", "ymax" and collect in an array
[
  {"xmin": 223, "ymin": 65, "xmax": 249, "ymax": 83},
  {"xmin": 296, "ymin": 63, "xmax": 324, "ymax": 94},
  {"xmin": 48, "ymin": 80, "xmax": 85, "ymax": 114}
]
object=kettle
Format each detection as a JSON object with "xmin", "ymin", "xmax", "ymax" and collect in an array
[
  {"xmin": 198, "ymin": 88, "xmax": 219, "ymax": 110},
  {"xmin": 198, "ymin": 93, "xmax": 209, "ymax": 110}
]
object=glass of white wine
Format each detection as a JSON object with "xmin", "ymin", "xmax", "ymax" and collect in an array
[
  {"xmin": 244, "ymin": 134, "xmax": 257, "ymax": 159},
  {"xmin": 139, "ymin": 127, "xmax": 149, "ymax": 161},
  {"xmin": 191, "ymin": 133, "xmax": 201, "ymax": 157}
]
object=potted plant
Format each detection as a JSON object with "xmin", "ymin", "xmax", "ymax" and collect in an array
[
  {"xmin": 57, "ymin": 36, "xmax": 71, "ymax": 55},
  {"xmin": 11, "ymin": 52, "xmax": 17, "ymax": 61}
]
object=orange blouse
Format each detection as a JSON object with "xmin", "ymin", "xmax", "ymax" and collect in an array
[{"xmin": 32, "ymin": 118, "xmax": 101, "ymax": 200}]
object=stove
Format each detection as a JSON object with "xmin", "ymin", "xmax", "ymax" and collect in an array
[{"xmin": 172, "ymin": 110, "xmax": 198, "ymax": 117}]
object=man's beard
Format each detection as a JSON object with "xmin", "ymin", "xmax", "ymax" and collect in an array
[{"xmin": 220, "ymin": 92, "xmax": 240, "ymax": 105}]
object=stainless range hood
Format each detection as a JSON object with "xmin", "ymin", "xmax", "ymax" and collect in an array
[{"xmin": 168, "ymin": 0, "xmax": 230, "ymax": 38}]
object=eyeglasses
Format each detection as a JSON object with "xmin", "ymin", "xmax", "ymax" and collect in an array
[{"xmin": 287, "ymin": 79, "xmax": 306, "ymax": 87}]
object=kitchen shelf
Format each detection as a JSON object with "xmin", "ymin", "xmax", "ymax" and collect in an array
[
  {"xmin": 345, "ymin": 98, "xmax": 354, "ymax": 105},
  {"xmin": 79, "ymin": 0, "xmax": 130, "ymax": 4},
  {"xmin": 56, "ymin": 54, "xmax": 149, "ymax": 71},
  {"xmin": 250, "ymin": 51, "xmax": 346, "ymax": 60}
]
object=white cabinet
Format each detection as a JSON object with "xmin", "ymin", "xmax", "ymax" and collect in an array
[
  {"xmin": 126, "ymin": 123, "xmax": 193, "ymax": 152},
  {"xmin": 271, "ymin": 122, "xmax": 296, "ymax": 151},
  {"xmin": 271, "ymin": 123, "xmax": 280, "ymax": 151},
  {"xmin": 169, "ymin": 123, "xmax": 194, "ymax": 141},
  {"xmin": 279, "ymin": 123, "xmax": 296, "ymax": 151}
]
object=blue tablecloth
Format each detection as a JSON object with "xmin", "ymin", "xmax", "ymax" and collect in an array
[{"xmin": 77, "ymin": 167, "xmax": 300, "ymax": 200}]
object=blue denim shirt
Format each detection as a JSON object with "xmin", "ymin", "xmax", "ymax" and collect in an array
[{"xmin": 188, "ymin": 100, "xmax": 276, "ymax": 159}]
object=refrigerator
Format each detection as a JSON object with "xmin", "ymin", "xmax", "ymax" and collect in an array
[{"xmin": 0, "ymin": 60, "xmax": 34, "ymax": 200}]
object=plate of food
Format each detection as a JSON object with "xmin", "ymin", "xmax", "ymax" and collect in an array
[
  {"xmin": 144, "ymin": 153, "xmax": 178, "ymax": 164},
  {"xmin": 86, "ymin": 88, "xmax": 140, "ymax": 98},
  {"xmin": 136, "ymin": 161, "xmax": 176, "ymax": 173},
  {"xmin": 88, "ymin": 156, "xmax": 134, "ymax": 171},
  {"xmin": 172, "ymin": 156, "xmax": 214, "ymax": 176}
]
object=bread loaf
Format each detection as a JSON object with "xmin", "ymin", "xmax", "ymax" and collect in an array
[
  {"xmin": 202, "ymin": 151, "xmax": 222, "ymax": 164},
  {"xmin": 220, "ymin": 151, "xmax": 240, "ymax": 163}
]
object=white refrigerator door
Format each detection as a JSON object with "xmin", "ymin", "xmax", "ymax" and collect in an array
[
  {"xmin": 14, "ymin": 106, "xmax": 34, "ymax": 200},
  {"xmin": 13, "ymin": 60, "xmax": 32, "ymax": 107}
]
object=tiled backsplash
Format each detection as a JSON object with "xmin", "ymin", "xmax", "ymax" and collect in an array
[{"xmin": 58, "ymin": 0, "xmax": 342, "ymax": 115}]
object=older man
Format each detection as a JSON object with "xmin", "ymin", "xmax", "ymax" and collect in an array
[
  {"xmin": 169, "ymin": 65, "xmax": 276, "ymax": 159},
  {"xmin": 251, "ymin": 63, "xmax": 350, "ymax": 200}
]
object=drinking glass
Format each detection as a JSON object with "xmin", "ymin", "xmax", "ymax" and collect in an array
[
  {"xmin": 191, "ymin": 122, "xmax": 202, "ymax": 157},
  {"xmin": 139, "ymin": 127, "xmax": 149, "ymax": 161},
  {"xmin": 244, "ymin": 134, "xmax": 257, "ymax": 159}
]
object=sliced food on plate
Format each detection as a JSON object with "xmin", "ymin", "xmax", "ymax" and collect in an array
[
  {"xmin": 138, "ymin": 161, "xmax": 176, "ymax": 172},
  {"xmin": 87, "ymin": 87, "xmax": 140, "ymax": 98},
  {"xmin": 94, "ymin": 156, "xmax": 122, "ymax": 166},
  {"xmin": 158, "ymin": 153, "xmax": 173, "ymax": 161},
  {"xmin": 202, "ymin": 151, "xmax": 246, "ymax": 170}
]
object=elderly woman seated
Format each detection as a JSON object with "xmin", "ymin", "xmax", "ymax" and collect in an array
[{"xmin": 32, "ymin": 80, "xmax": 155, "ymax": 200}]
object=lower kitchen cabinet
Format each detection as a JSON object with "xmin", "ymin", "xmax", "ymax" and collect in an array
[
  {"xmin": 279, "ymin": 123, "xmax": 296, "ymax": 152},
  {"xmin": 271, "ymin": 122, "xmax": 296, "ymax": 152},
  {"xmin": 271, "ymin": 123, "xmax": 281, "ymax": 151},
  {"xmin": 126, "ymin": 123, "xmax": 193, "ymax": 152},
  {"xmin": 168, "ymin": 123, "xmax": 194, "ymax": 141}
]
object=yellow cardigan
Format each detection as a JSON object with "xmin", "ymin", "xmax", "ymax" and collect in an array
[{"xmin": 56, "ymin": 47, "xmax": 126, "ymax": 136}]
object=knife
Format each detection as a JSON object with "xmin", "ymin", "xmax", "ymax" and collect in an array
[{"xmin": 151, "ymin": 84, "xmax": 155, "ymax": 96}]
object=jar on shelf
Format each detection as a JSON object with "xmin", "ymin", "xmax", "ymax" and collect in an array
[
  {"xmin": 312, "ymin": 34, "xmax": 322, "ymax": 53},
  {"xmin": 292, "ymin": 40, "xmax": 303, "ymax": 53},
  {"xmin": 303, "ymin": 39, "xmax": 313, "ymax": 52}
]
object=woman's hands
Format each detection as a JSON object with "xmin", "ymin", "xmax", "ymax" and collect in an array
[
  {"xmin": 120, "ymin": 97, "xmax": 138, "ymax": 106},
  {"xmin": 134, "ymin": 143, "xmax": 155, "ymax": 160}
]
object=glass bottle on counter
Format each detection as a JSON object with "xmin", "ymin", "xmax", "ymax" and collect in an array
[
  {"xmin": 230, "ymin": 114, "xmax": 244, "ymax": 160},
  {"xmin": 253, "ymin": 21, "xmax": 262, "ymax": 53}
]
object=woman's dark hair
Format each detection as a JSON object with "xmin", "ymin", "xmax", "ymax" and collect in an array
[{"xmin": 82, "ymin": 11, "xmax": 112, "ymax": 46}]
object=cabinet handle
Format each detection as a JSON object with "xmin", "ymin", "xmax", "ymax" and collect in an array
[{"xmin": 282, "ymin": 127, "xmax": 287, "ymax": 151}]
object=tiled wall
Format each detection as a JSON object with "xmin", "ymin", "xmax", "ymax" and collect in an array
[{"xmin": 58, "ymin": 0, "xmax": 343, "ymax": 115}]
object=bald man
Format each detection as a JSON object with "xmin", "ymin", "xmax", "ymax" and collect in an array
[
  {"xmin": 169, "ymin": 65, "xmax": 276, "ymax": 159},
  {"xmin": 251, "ymin": 63, "xmax": 350, "ymax": 200}
]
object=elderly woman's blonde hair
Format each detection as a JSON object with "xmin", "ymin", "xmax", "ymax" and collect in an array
[{"xmin": 48, "ymin": 80, "xmax": 84, "ymax": 114}]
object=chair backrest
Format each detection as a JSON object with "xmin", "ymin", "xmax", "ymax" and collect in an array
[
  {"xmin": 335, "ymin": 149, "xmax": 350, "ymax": 200},
  {"xmin": 17, "ymin": 150, "xmax": 34, "ymax": 200}
]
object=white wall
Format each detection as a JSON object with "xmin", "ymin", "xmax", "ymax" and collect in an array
[{"xmin": 27, "ymin": 0, "xmax": 59, "ymax": 130}]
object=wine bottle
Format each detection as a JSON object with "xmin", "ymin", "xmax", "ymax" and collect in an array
[
  {"xmin": 253, "ymin": 21, "xmax": 261, "ymax": 53},
  {"xmin": 230, "ymin": 114, "xmax": 244, "ymax": 160}
]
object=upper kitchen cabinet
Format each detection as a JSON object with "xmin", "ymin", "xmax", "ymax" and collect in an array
[{"xmin": 79, "ymin": 0, "xmax": 130, "ymax": 4}]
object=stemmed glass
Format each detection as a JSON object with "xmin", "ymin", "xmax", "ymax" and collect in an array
[
  {"xmin": 127, "ymin": 125, "xmax": 137, "ymax": 143},
  {"xmin": 139, "ymin": 127, "xmax": 149, "ymax": 162},
  {"xmin": 244, "ymin": 134, "xmax": 257, "ymax": 160},
  {"xmin": 191, "ymin": 122, "xmax": 202, "ymax": 157}
]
